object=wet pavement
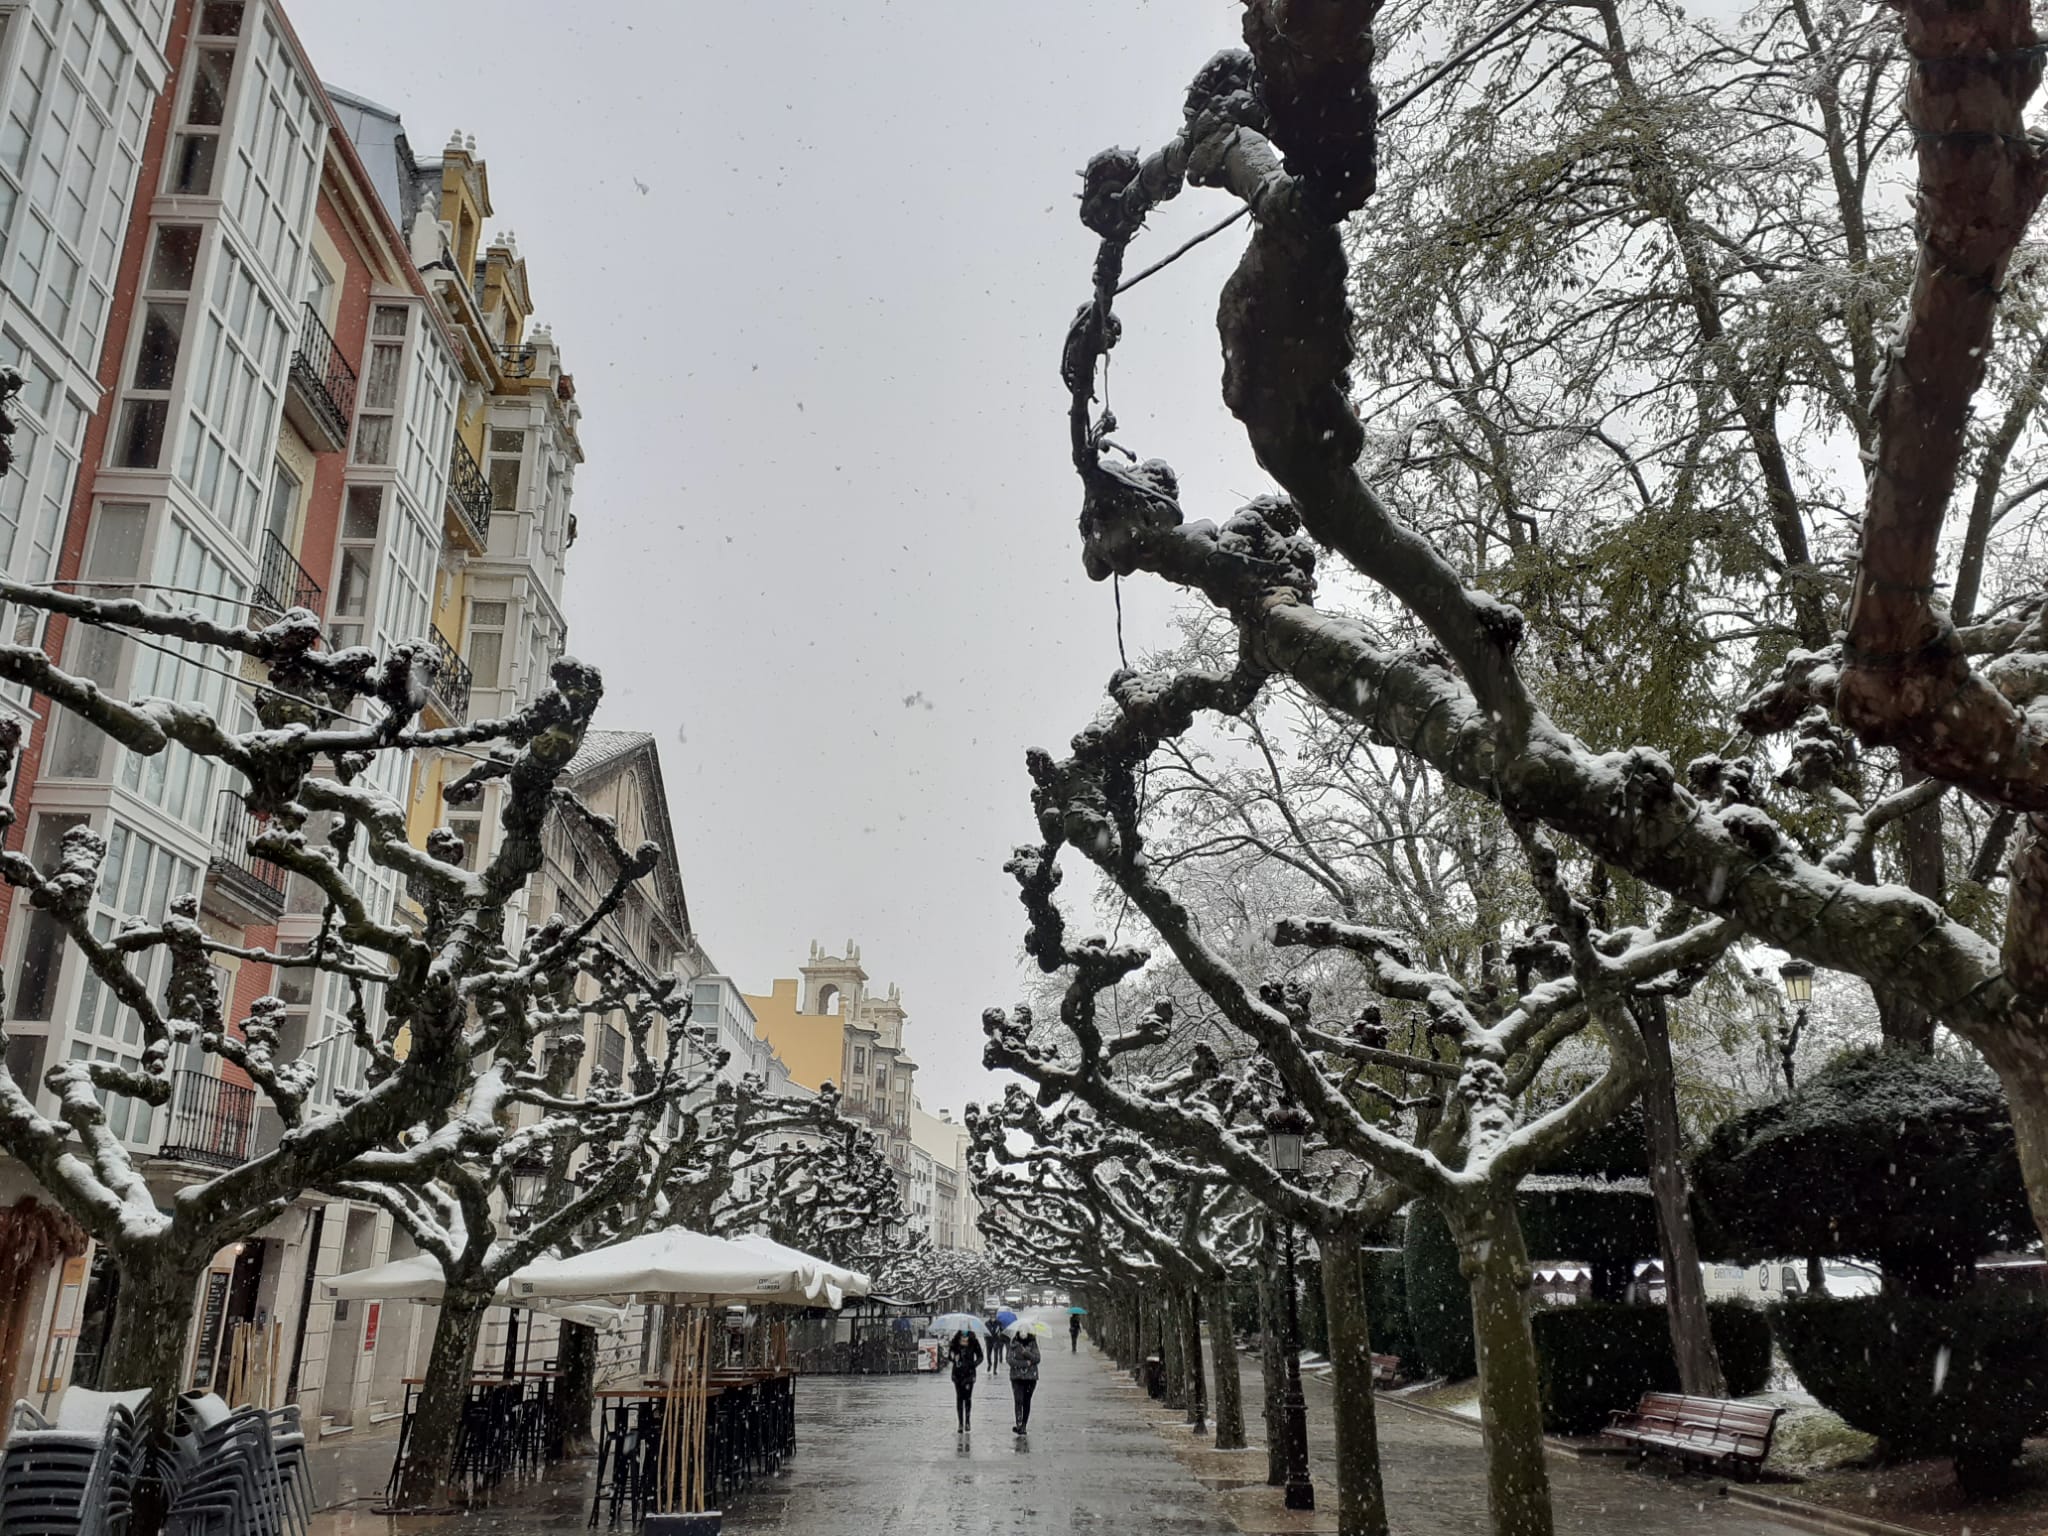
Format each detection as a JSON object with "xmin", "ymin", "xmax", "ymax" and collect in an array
[{"xmin": 305, "ymin": 1314, "xmax": 1813, "ymax": 1534}]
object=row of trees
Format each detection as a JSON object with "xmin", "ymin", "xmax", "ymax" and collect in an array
[
  {"xmin": 0, "ymin": 459, "xmax": 916, "ymax": 1522},
  {"xmin": 971, "ymin": 1, "xmax": 2048, "ymax": 1533}
]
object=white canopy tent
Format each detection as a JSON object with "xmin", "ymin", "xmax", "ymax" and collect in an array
[
  {"xmin": 510, "ymin": 1227, "xmax": 866, "ymax": 1309},
  {"xmin": 324, "ymin": 1253, "xmax": 629, "ymax": 1331}
]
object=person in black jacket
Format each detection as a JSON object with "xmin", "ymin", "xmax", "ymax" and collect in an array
[
  {"xmin": 1009, "ymin": 1332, "xmax": 1043, "ymax": 1433},
  {"xmin": 947, "ymin": 1329, "xmax": 984, "ymax": 1432},
  {"xmin": 1069, "ymin": 1312, "xmax": 1082, "ymax": 1353},
  {"xmin": 986, "ymin": 1316, "xmax": 1008, "ymax": 1373}
]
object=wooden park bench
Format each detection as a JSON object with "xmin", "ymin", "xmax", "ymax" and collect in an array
[
  {"xmin": 1370, "ymin": 1354, "xmax": 1403, "ymax": 1389},
  {"xmin": 1602, "ymin": 1392, "xmax": 1782, "ymax": 1479}
]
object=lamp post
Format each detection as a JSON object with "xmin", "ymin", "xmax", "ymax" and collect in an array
[
  {"xmin": 1777, "ymin": 959, "xmax": 1814, "ymax": 1094},
  {"xmin": 1265, "ymin": 1107, "xmax": 1314, "ymax": 1513}
]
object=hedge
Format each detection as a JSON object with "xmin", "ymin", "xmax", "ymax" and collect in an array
[
  {"xmin": 1402, "ymin": 1200, "xmax": 1477, "ymax": 1381},
  {"xmin": 1771, "ymin": 1294, "xmax": 2048, "ymax": 1495},
  {"xmin": 1532, "ymin": 1301, "xmax": 1773, "ymax": 1435},
  {"xmin": 1692, "ymin": 1051, "xmax": 2031, "ymax": 1296}
]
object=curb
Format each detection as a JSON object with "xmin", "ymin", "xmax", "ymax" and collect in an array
[
  {"xmin": 1370, "ymin": 1392, "xmax": 1623, "ymax": 1459},
  {"xmin": 1721, "ymin": 1485, "xmax": 1937, "ymax": 1536}
]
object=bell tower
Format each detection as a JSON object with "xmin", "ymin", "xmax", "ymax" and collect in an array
[{"xmin": 799, "ymin": 940, "xmax": 867, "ymax": 1017}]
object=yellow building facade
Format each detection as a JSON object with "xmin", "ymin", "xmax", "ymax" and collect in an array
[{"xmin": 743, "ymin": 978, "xmax": 848, "ymax": 1093}]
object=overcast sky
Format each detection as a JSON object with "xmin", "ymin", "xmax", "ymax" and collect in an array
[{"xmin": 290, "ymin": 1, "xmax": 1270, "ymax": 1116}]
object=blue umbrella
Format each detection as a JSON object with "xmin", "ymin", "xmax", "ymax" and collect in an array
[
  {"xmin": 995, "ymin": 1308, "xmax": 1018, "ymax": 1328},
  {"xmin": 1069, "ymin": 1306, "xmax": 1088, "ymax": 1315}
]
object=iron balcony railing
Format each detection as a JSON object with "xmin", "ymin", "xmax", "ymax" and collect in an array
[
  {"xmin": 158, "ymin": 1069, "xmax": 256, "ymax": 1169},
  {"xmin": 289, "ymin": 302, "xmax": 357, "ymax": 444},
  {"xmin": 447, "ymin": 437, "xmax": 492, "ymax": 546},
  {"xmin": 496, "ymin": 342, "xmax": 538, "ymax": 379},
  {"xmin": 209, "ymin": 792, "xmax": 288, "ymax": 912},
  {"xmin": 424, "ymin": 626, "xmax": 472, "ymax": 724},
  {"xmin": 252, "ymin": 529, "xmax": 321, "ymax": 624}
]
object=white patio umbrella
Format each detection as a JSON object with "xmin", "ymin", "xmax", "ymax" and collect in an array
[
  {"xmin": 727, "ymin": 1235, "xmax": 871, "ymax": 1305},
  {"xmin": 325, "ymin": 1252, "xmax": 629, "ymax": 1331},
  {"xmin": 510, "ymin": 1226, "xmax": 855, "ymax": 1309}
]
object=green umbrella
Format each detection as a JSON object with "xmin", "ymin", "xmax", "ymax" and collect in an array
[{"xmin": 1069, "ymin": 1305, "xmax": 1087, "ymax": 1314}]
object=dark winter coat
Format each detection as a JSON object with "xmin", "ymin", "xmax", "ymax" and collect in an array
[
  {"xmin": 948, "ymin": 1333, "xmax": 984, "ymax": 1382},
  {"xmin": 1008, "ymin": 1334, "xmax": 1041, "ymax": 1382}
]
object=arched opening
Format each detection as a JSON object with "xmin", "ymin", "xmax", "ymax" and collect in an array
[{"xmin": 816, "ymin": 984, "xmax": 841, "ymax": 1016}]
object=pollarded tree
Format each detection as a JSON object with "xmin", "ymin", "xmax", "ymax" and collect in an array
[
  {"xmin": 1029, "ymin": 0, "xmax": 2048, "ymax": 1373},
  {"xmin": 972, "ymin": 1090, "xmax": 1258, "ymax": 1447},
  {"xmin": 342, "ymin": 915, "xmax": 706, "ymax": 1510},
  {"xmin": 0, "ymin": 565, "xmax": 609, "ymax": 1478}
]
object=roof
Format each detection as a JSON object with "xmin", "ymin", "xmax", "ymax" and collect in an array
[{"xmin": 566, "ymin": 730, "xmax": 653, "ymax": 782}]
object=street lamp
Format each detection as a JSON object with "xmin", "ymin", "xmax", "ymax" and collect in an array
[
  {"xmin": 1265, "ymin": 1105, "xmax": 1315, "ymax": 1513},
  {"xmin": 1776, "ymin": 958, "xmax": 1826, "ymax": 1294},
  {"xmin": 1776, "ymin": 959, "xmax": 1814, "ymax": 1094}
]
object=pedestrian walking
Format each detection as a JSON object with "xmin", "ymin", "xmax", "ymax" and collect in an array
[
  {"xmin": 948, "ymin": 1329, "xmax": 984, "ymax": 1432},
  {"xmin": 986, "ymin": 1317, "xmax": 1008, "ymax": 1373},
  {"xmin": 1069, "ymin": 1312, "xmax": 1081, "ymax": 1353},
  {"xmin": 1009, "ymin": 1330, "xmax": 1042, "ymax": 1434}
]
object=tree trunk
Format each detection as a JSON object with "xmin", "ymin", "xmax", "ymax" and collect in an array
[
  {"xmin": 1162, "ymin": 1290, "xmax": 1188, "ymax": 1410},
  {"xmin": 550, "ymin": 1321, "xmax": 597, "ymax": 1459},
  {"xmin": 1636, "ymin": 999, "xmax": 1727, "ymax": 1396},
  {"xmin": 1181, "ymin": 1287, "xmax": 1207, "ymax": 1431},
  {"xmin": 102, "ymin": 1244, "xmax": 203, "ymax": 1536},
  {"xmin": 392, "ymin": 1288, "xmax": 492, "ymax": 1510},
  {"xmin": 1258, "ymin": 1221, "xmax": 1288, "ymax": 1486},
  {"xmin": 1449, "ymin": 1196, "xmax": 1555, "ymax": 1536},
  {"xmin": 1877, "ymin": 770, "xmax": 1945, "ymax": 1053},
  {"xmin": 1207, "ymin": 1282, "xmax": 1247, "ymax": 1450},
  {"xmin": 1320, "ymin": 1236, "xmax": 1391, "ymax": 1536}
]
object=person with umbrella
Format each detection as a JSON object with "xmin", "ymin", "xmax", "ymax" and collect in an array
[
  {"xmin": 1069, "ymin": 1308, "xmax": 1083, "ymax": 1353},
  {"xmin": 947, "ymin": 1326, "xmax": 984, "ymax": 1433},
  {"xmin": 1009, "ymin": 1323, "xmax": 1043, "ymax": 1433},
  {"xmin": 987, "ymin": 1309, "xmax": 1011, "ymax": 1373}
]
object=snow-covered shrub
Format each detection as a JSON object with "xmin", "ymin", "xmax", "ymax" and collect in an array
[
  {"xmin": 1691, "ymin": 1050, "xmax": 2032, "ymax": 1297},
  {"xmin": 1771, "ymin": 1295, "xmax": 2048, "ymax": 1495},
  {"xmin": 1532, "ymin": 1301, "xmax": 1771, "ymax": 1435}
]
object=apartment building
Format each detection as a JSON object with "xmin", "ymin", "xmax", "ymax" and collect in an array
[{"xmin": 0, "ymin": 0, "xmax": 593, "ymax": 1432}]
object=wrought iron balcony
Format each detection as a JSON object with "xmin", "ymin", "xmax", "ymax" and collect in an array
[
  {"xmin": 157, "ymin": 1069, "xmax": 256, "ymax": 1170},
  {"xmin": 496, "ymin": 342, "xmax": 538, "ymax": 379},
  {"xmin": 251, "ymin": 530, "xmax": 321, "ymax": 625},
  {"xmin": 423, "ymin": 626, "xmax": 472, "ymax": 725},
  {"xmin": 447, "ymin": 437, "xmax": 492, "ymax": 549},
  {"xmin": 285, "ymin": 303, "xmax": 357, "ymax": 452},
  {"xmin": 206, "ymin": 792, "xmax": 288, "ymax": 922}
]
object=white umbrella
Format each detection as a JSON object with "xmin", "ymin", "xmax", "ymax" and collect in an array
[
  {"xmin": 325, "ymin": 1253, "xmax": 629, "ymax": 1331},
  {"xmin": 510, "ymin": 1226, "xmax": 853, "ymax": 1308},
  {"xmin": 728, "ymin": 1234, "xmax": 871, "ymax": 1304}
]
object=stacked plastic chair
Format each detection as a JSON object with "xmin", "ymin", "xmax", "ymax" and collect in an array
[
  {"xmin": 160, "ymin": 1393, "xmax": 310, "ymax": 1536},
  {"xmin": 2, "ymin": 1387, "xmax": 149, "ymax": 1536}
]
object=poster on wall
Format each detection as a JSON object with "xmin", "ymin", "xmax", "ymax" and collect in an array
[
  {"xmin": 48, "ymin": 1257, "xmax": 87, "ymax": 1338},
  {"xmin": 189, "ymin": 1271, "xmax": 231, "ymax": 1389},
  {"xmin": 363, "ymin": 1301, "xmax": 380, "ymax": 1354}
]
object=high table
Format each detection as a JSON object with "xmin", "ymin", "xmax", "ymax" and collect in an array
[
  {"xmin": 386, "ymin": 1370, "xmax": 558, "ymax": 1502},
  {"xmin": 588, "ymin": 1369, "xmax": 795, "ymax": 1527}
]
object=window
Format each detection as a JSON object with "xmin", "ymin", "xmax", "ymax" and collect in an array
[
  {"xmin": 328, "ymin": 485, "xmax": 380, "ymax": 650},
  {"xmin": 10, "ymin": 813, "xmax": 89, "ymax": 1021},
  {"xmin": 350, "ymin": 305, "xmax": 408, "ymax": 466},
  {"xmin": 303, "ymin": 253, "xmax": 333, "ymax": 319},
  {"xmin": 446, "ymin": 814, "xmax": 481, "ymax": 871},
  {"xmin": 466, "ymin": 600, "xmax": 506, "ymax": 689},
  {"xmin": 112, "ymin": 225, "xmax": 199, "ymax": 468},
  {"xmin": 263, "ymin": 459, "xmax": 299, "ymax": 546},
  {"xmin": 168, "ymin": 7, "xmax": 242, "ymax": 196},
  {"xmin": 175, "ymin": 241, "xmax": 287, "ymax": 543},
  {"xmin": 598, "ymin": 1026, "xmax": 626, "ymax": 1082},
  {"xmin": 852, "ymin": 1047, "xmax": 866, "ymax": 1073},
  {"xmin": 45, "ymin": 505, "xmax": 145, "ymax": 778},
  {"xmin": 487, "ymin": 427, "xmax": 523, "ymax": 512}
]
